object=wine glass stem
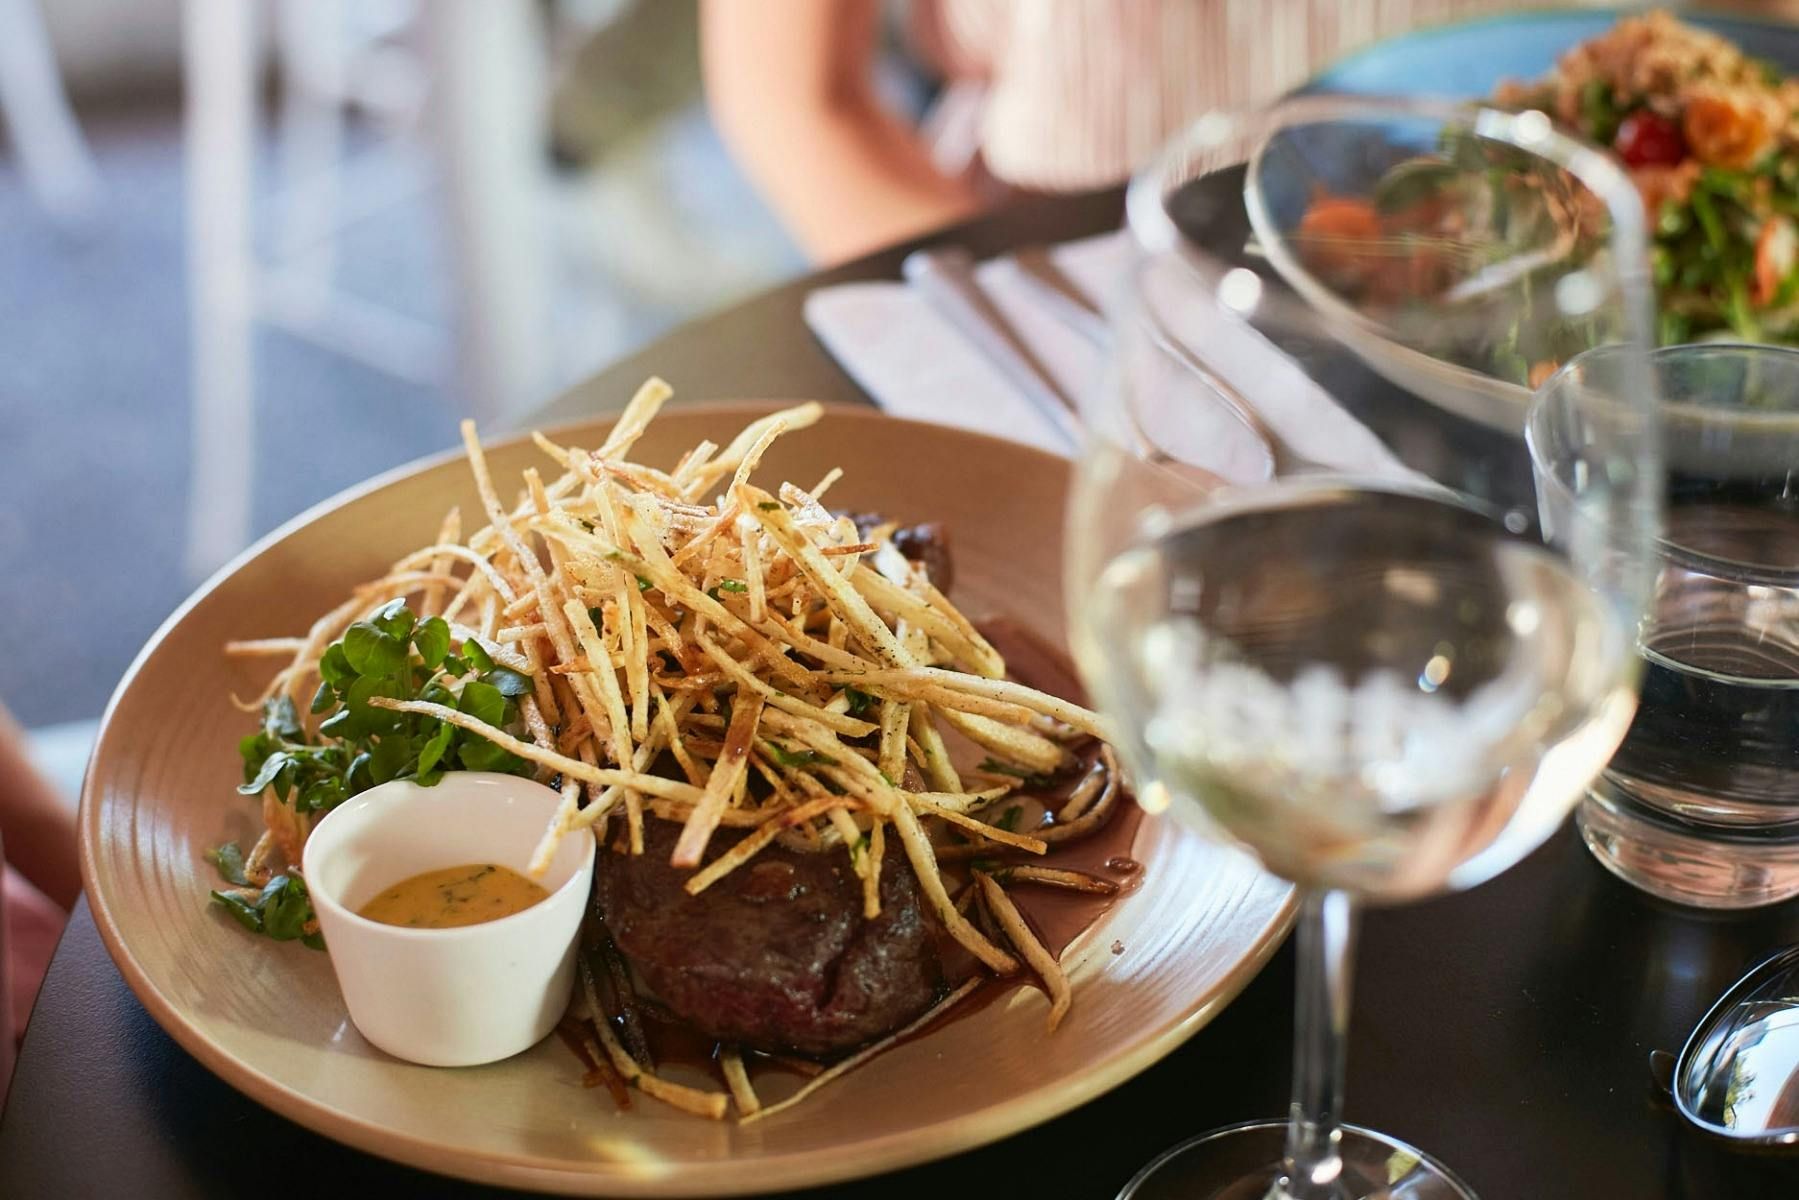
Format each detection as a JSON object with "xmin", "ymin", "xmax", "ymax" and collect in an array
[{"xmin": 1281, "ymin": 888, "xmax": 1360, "ymax": 1200}]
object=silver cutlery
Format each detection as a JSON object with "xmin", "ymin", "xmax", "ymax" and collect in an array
[
  {"xmin": 1007, "ymin": 244, "xmax": 1331, "ymax": 478},
  {"xmin": 1008, "ymin": 246, "xmax": 1110, "ymax": 346},
  {"xmin": 899, "ymin": 246, "xmax": 1082, "ymax": 451}
]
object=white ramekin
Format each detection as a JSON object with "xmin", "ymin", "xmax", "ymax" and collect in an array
[{"xmin": 301, "ymin": 772, "xmax": 595, "ymax": 1067}]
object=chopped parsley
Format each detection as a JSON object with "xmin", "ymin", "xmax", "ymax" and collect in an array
[{"xmin": 763, "ymin": 740, "xmax": 834, "ymax": 769}]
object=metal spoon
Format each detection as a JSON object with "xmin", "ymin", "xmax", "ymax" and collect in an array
[{"xmin": 1651, "ymin": 943, "xmax": 1799, "ymax": 1149}]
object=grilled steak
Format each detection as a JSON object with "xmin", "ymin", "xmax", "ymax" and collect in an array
[{"xmin": 594, "ymin": 820, "xmax": 943, "ymax": 1057}]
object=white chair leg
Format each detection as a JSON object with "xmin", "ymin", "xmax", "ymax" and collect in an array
[
  {"xmin": 0, "ymin": 0, "xmax": 101, "ymax": 226},
  {"xmin": 272, "ymin": 0, "xmax": 346, "ymax": 321},
  {"xmin": 422, "ymin": 0, "xmax": 555, "ymax": 428},
  {"xmin": 182, "ymin": 0, "xmax": 260, "ymax": 580}
]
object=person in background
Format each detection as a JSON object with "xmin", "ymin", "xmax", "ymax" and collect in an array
[
  {"xmin": 0, "ymin": 700, "xmax": 79, "ymax": 1094},
  {"xmin": 700, "ymin": 0, "xmax": 1657, "ymax": 265}
]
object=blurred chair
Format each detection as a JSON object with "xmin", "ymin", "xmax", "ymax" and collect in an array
[
  {"xmin": 182, "ymin": 0, "xmax": 557, "ymax": 578},
  {"xmin": 0, "ymin": 0, "xmax": 101, "ymax": 226}
]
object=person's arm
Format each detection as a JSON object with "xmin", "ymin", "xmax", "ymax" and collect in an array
[
  {"xmin": 700, "ymin": 0, "xmax": 984, "ymax": 264},
  {"xmin": 0, "ymin": 704, "xmax": 79, "ymax": 910}
]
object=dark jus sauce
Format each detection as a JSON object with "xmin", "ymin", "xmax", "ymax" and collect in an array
[
  {"xmin": 957, "ymin": 619, "xmax": 1143, "ymax": 953},
  {"xmin": 919, "ymin": 619, "xmax": 1143, "ymax": 1039},
  {"xmin": 571, "ymin": 617, "xmax": 1142, "ymax": 1104}
]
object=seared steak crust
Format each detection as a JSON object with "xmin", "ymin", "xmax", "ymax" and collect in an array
[{"xmin": 595, "ymin": 820, "xmax": 943, "ymax": 1057}]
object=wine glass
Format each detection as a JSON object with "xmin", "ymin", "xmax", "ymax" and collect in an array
[{"xmin": 1066, "ymin": 97, "xmax": 1662, "ymax": 1199}]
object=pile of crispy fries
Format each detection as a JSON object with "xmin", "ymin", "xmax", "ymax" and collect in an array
[{"xmin": 228, "ymin": 381, "xmax": 1124, "ymax": 1119}]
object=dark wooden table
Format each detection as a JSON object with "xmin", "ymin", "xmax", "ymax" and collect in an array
[{"xmin": 5, "ymin": 190, "xmax": 1797, "ymax": 1199}]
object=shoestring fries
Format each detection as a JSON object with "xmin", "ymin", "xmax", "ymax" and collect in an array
[{"xmin": 228, "ymin": 381, "xmax": 1124, "ymax": 1119}]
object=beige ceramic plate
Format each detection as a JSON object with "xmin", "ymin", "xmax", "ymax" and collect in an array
[{"xmin": 81, "ymin": 404, "xmax": 1294, "ymax": 1196}]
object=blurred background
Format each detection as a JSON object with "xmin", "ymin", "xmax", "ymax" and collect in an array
[
  {"xmin": 7, "ymin": 0, "xmax": 1790, "ymax": 824},
  {"xmin": 0, "ymin": 0, "xmax": 943, "ymax": 798}
]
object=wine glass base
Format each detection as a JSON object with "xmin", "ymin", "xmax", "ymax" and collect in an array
[
  {"xmin": 1577, "ymin": 786, "xmax": 1799, "ymax": 910},
  {"xmin": 1118, "ymin": 1120, "xmax": 1477, "ymax": 1200}
]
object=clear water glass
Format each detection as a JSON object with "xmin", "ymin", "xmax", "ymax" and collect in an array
[{"xmin": 1532, "ymin": 343, "xmax": 1799, "ymax": 909}]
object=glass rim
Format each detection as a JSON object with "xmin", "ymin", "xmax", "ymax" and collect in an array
[
  {"xmin": 1529, "ymin": 341, "xmax": 1799, "ymax": 581},
  {"xmin": 1125, "ymin": 94, "xmax": 1649, "ymax": 275},
  {"xmin": 1122, "ymin": 96, "xmax": 1659, "ymax": 420},
  {"xmin": 1535, "ymin": 340, "xmax": 1799, "ymax": 431}
]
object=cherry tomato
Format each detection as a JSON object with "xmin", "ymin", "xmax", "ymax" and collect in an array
[{"xmin": 1613, "ymin": 110, "xmax": 1688, "ymax": 168}]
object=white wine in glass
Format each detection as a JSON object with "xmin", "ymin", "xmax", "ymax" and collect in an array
[{"xmin": 1068, "ymin": 99, "xmax": 1662, "ymax": 1200}]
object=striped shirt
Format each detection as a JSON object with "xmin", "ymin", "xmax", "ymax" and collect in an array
[{"xmin": 917, "ymin": 0, "xmax": 1617, "ymax": 190}]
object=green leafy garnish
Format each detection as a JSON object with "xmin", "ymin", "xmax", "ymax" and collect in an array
[
  {"xmin": 1578, "ymin": 79, "xmax": 1622, "ymax": 145},
  {"xmin": 844, "ymin": 686, "xmax": 876, "ymax": 717},
  {"xmin": 205, "ymin": 842, "xmax": 250, "ymax": 887},
  {"xmin": 994, "ymin": 805, "xmax": 1023, "ymax": 833},
  {"xmin": 757, "ymin": 501, "xmax": 782, "ymax": 511},
  {"xmin": 210, "ymin": 874, "xmax": 325, "ymax": 950},
  {"xmin": 707, "ymin": 578, "xmax": 749, "ymax": 601},
  {"xmin": 342, "ymin": 622, "xmax": 406, "ymax": 677},
  {"xmin": 486, "ymin": 666, "xmax": 534, "ymax": 697},
  {"xmin": 1691, "ymin": 187, "xmax": 1729, "ymax": 256},
  {"xmin": 223, "ymin": 603, "xmax": 536, "ymax": 947},
  {"xmin": 462, "ymin": 638, "xmax": 496, "ymax": 674},
  {"xmin": 413, "ymin": 617, "xmax": 451, "ymax": 670}
]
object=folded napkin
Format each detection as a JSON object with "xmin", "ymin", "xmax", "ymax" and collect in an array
[{"xmin": 804, "ymin": 231, "xmax": 1410, "ymax": 481}]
